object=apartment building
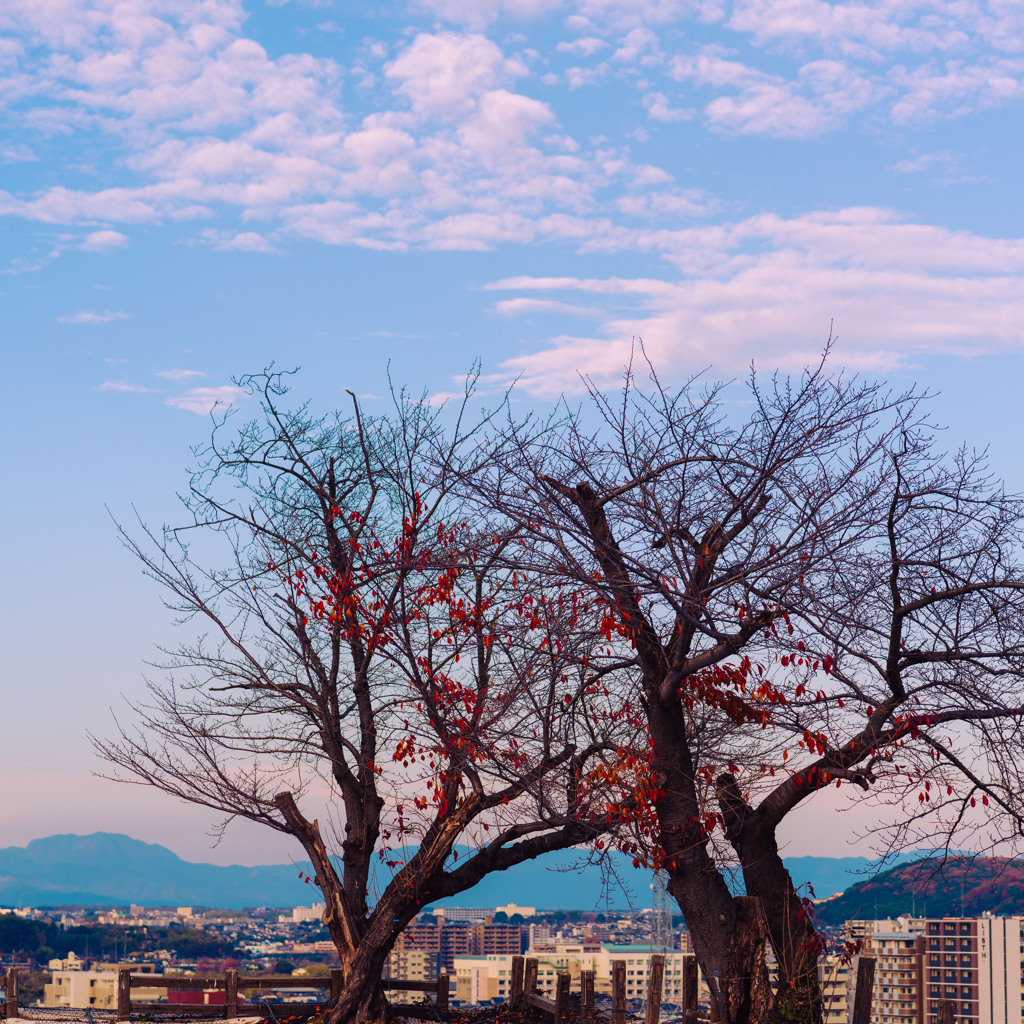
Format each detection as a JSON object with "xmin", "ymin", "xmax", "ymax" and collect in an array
[
  {"xmin": 819, "ymin": 955, "xmax": 851, "ymax": 1024},
  {"xmin": 919, "ymin": 916, "xmax": 1023, "ymax": 1024},
  {"xmin": 849, "ymin": 916, "xmax": 1024, "ymax": 1024},
  {"xmin": 384, "ymin": 948, "xmax": 438, "ymax": 989},
  {"xmin": 385, "ymin": 921, "xmax": 527, "ymax": 977},
  {"xmin": 44, "ymin": 968, "xmax": 166, "ymax": 1009},
  {"xmin": 452, "ymin": 943, "xmax": 703, "ymax": 1007},
  {"xmin": 862, "ymin": 928, "xmax": 926, "ymax": 1024}
]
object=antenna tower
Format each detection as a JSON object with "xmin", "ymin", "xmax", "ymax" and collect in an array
[{"xmin": 652, "ymin": 871, "xmax": 672, "ymax": 953}]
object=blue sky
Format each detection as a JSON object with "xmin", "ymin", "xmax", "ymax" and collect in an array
[{"xmin": 2, "ymin": 0, "xmax": 1024, "ymax": 867}]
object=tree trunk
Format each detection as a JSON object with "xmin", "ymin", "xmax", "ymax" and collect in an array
[
  {"xmin": 325, "ymin": 947, "xmax": 389, "ymax": 1024},
  {"xmin": 651, "ymin": 701, "xmax": 771, "ymax": 1024},
  {"xmin": 716, "ymin": 775, "xmax": 823, "ymax": 1024},
  {"xmin": 740, "ymin": 841, "xmax": 822, "ymax": 1024}
]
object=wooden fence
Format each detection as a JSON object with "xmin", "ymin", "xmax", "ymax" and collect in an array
[
  {"xmin": 510, "ymin": 954, "xmax": 699, "ymax": 1024},
  {"xmin": 0, "ymin": 967, "xmax": 449, "ymax": 1022},
  {"xmin": 0, "ymin": 954, "xmax": 960, "ymax": 1024}
]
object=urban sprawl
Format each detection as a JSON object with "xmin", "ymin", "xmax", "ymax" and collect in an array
[{"xmin": 1, "ymin": 901, "xmax": 1020, "ymax": 1024}]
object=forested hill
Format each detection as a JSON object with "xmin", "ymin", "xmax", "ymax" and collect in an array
[{"xmin": 815, "ymin": 856, "xmax": 1024, "ymax": 926}]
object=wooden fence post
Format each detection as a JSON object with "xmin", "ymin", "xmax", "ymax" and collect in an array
[
  {"xmin": 553, "ymin": 973, "xmax": 570, "ymax": 1024},
  {"xmin": 511, "ymin": 956, "xmax": 525, "ymax": 1007},
  {"xmin": 852, "ymin": 957, "xmax": 876, "ymax": 1024},
  {"xmin": 645, "ymin": 955, "xmax": 665, "ymax": 1024},
  {"xmin": 330, "ymin": 968, "xmax": 343, "ymax": 1006},
  {"xmin": 437, "ymin": 974, "xmax": 449, "ymax": 1015},
  {"xmin": 580, "ymin": 970, "xmax": 595, "ymax": 1024},
  {"xmin": 117, "ymin": 968, "xmax": 131, "ymax": 1021},
  {"xmin": 682, "ymin": 955, "xmax": 698, "ymax": 1024},
  {"xmin": 524, "ymin": 959, "xmax": 539, "ymax": 998},
  {"xmin": 5, "ymin": 968, "xmax": 18, "ymax": 1020},
  {"xmin": 611, "ymin": 960, "xmax": 626, "ymax": 1024},
  {"xmin": 225, "ymin": 969, "xmax": 238, "ymax": 1020},
  {"xmin": 937, "ymin": 1002, "xmax": 955, "ymax": 1024}
]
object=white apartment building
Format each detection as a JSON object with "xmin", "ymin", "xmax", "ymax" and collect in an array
[
  {"xmin": 496, "ymin": 904, "xmax": 536, "ymax": 919},
  {"xmin": 277, "ymin": 903, "xmax": 325, "ymax": 924},
  {"xmin": 44, "ymin": 970, "xmax": 166, "ymax": 1009},
  {"xmin": 453, "ymin": 943, "xmax": 702, "ymax": 1007}
]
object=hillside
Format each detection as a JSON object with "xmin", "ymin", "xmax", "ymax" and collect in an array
[{"xmin": 815, "ymin": 855, "xmax": 1024, "ymax": 925}]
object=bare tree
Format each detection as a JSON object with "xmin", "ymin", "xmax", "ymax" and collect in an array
[
  {"xmin": 469, "ymin": 355, "xmax": 1024, "ymax": 1024},
  {"xmin": 96, "ymin": 372, "xmax": 630, "ymax": 1024}
]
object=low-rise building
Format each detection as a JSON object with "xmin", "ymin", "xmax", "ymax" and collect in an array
[
  {"xmin": 452, "ymin": 943, "xmax": 703, "ymax": 1008},
  {"xmin": 44, "ymin": 968, "xmax": 166, "ymax": 1009}
]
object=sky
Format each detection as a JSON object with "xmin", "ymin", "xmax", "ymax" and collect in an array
[{"xmin": 2, "ymin": 0, "xmax": 1024, "ymax": 869}]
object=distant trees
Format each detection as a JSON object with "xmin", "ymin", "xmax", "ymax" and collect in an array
[
  {"xmin": 0, "ymin": 918, "xmax": 235, "ymax": 963},
  {"xmin": 473, "ymin": 356, "xmax": 1024, "ymax": 1024},
  {"xmin": 98, "ymin": 373, "xmax": 631, "ymax": 1024}
]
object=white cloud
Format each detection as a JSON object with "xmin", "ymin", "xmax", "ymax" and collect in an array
[
  {"xmin": 725, "ymin": 0, "xmax": 1024, "ymax": 59},
  {"xmin": 892, "ymin": 150, "xmax": 960, "ymax": 174},
  {"xmin": 1, "ymin": 0, "xmax": 1022, "ymax": 260},
  {"xmin": 643, "ymin": 91, "xmax": 693, "ymax": 121},
  {"xmin": 485, "ymin": 209, "xmax": 1024, "ymax": 394},
  {"xmin": 155, "ymin": 368, "xmax": 206, "ymax": 380},
  {"xmin": 58, "ymin": 309, "xmax": 131, "ymax": 324},
  {"xmin": 889, "ymin": 57, "xmax": 1024, "ymax": 123},
  {"xmin": 0, "ymin": 143, "xmax": 37, "ymax": 163},
  {"xmin": 81, "ymin": 229, "xmax": 128, "ymax": 251},
  {"xmin": 611, "ymin": 27, "xmax": 660, "ymax": 63},
  {"xmin": 166, "ymin": 385, "xmax": 243, "ymax": 414},
  {"xmin": 385, "ymin": 32, "xmax": 527, "ymax": 119},
  {"xmin": 412, "ymin": 0, "xmax": 564, "ymax": 30},
  {"xmin": 493, "ymin": 296, "xmax": 602, "ymax": 315},
  {"xmin": 96, "ymin": 380, "xmax": 154, "ymax": 393},
  {"xmin": 564, "ymin": 63, "xmax": 609, "ymax": 88},
  {"xmin": 670, "ymin": 50, "xmax": 878, "ymax": 136},
  {"xmin": 199, "ymin": 229, "xmax": 278, "ymax": 251},
  {"xmin": 556, "ymin": 37, "xmax": 608, "ymax": 56},
  {"xmin": 1, "ymin": 257, "xmax": 43, "ymax": 274}
]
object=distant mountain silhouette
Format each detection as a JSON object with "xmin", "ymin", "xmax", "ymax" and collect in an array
[
  {"xmin": 0, "ymin": 834, "xmax": 313, "ymax": 909},
  {"xmin": 815, "ymin": 854, "xmax": 1024, "ymax": 925},
  {"xmin": 0, "ymin": 832, "xmax": 935, "ymax": 911}
]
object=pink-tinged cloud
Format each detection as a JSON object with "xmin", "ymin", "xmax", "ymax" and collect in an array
[
  {"xmin": 155, "ymin": 369, "xmax": 206, "ymax": 381},
  {"xmin": 58, "ymin": 309, "xmax": 131, "ymax": 324},
  {"xmin": 485, "ymin": 209, "xmax": 1024, "ymax": 395},
  {"xmin": 166, "ymin": 385, "xmax": 243, "ymax": 414},
  {"xmin": 96, "ymin": 380, "xmax": 153, "ymax": 393},
  {"xmin": 81, "ymin": 229, "xmax": 128, "ymax": 251}
]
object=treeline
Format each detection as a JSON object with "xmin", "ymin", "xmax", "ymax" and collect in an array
[{"xmin": 0, "ymin": 917, "xmax": 238, "ymax": 962}]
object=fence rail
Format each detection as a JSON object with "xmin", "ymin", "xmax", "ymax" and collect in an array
[
  {"xmin": 509, "ymin": 954, "xmax": 698, "ymax": 1024},
  {"xmin": 4, "ymin": 951, "xmax": 950, "ymax": 1024},
  {"xmin": 1, "ymin": 967, "xmax": 449, "ymax": 1023}
]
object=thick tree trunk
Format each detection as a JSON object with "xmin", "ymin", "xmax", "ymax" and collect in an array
[
  {"xmin": 651, "ymin": 700, "xmax": 771, "ymax": 1024},
  {"xmin": 717, "ymin": 775, "xmax": 823, "ymax": 1024},
  {"xmin": 740, "ymin": 839, "xmax": 822, "ymax": 1024},
  {"xmin": 326, "ymin": 945, "xmax": 390, "ymax": 1024}
]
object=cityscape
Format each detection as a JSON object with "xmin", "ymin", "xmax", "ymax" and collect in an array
[{"xmin": 6, "ymin": 886, "xmax": 1024, "ymax": 1024}]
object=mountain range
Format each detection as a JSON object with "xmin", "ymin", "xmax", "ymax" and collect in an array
[{"xmin": 0, "ymin": 833, "xmax": 943, "ymax": 911}]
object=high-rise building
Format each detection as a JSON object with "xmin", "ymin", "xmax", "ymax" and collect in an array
[{"xmin": 850, "ymin": 916, "xmax": 1024, "ymax": 1024}]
